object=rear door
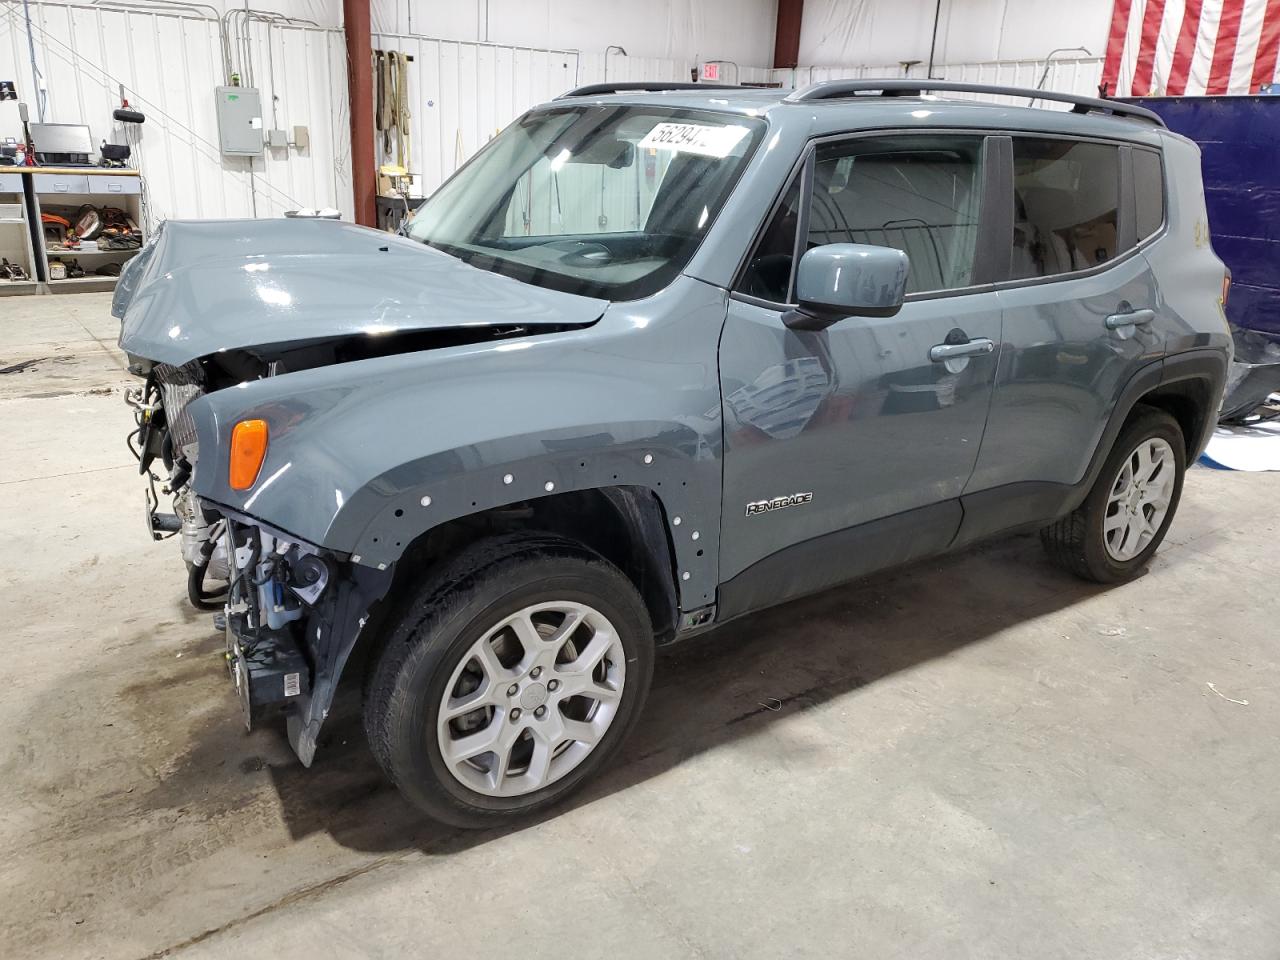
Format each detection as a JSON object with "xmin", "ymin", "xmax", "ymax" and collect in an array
[
  {"xmin": 959, "ymin": 136, "xmax": 1165, "ymax": 540},
  {"xmin": 717, "ymin": 132, "xmax": 1005, "ymax": 616}
]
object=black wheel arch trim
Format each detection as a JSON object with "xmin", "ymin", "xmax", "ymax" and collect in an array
[
  {"xmin": 1079, "ymin": 349, "xmax": 1226, "ymax": 499},
  {"xmin": 955, "ymin": 348, "xmax": 1226, "ymax": 549}
]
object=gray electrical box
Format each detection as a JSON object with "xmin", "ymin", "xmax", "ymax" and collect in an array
[{"xmin": 215, "ymin": 86, "xmax": 263, "ymax": 157}]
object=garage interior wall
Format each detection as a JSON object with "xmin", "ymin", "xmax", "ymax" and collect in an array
[
  {"xmin": 0, "ymin": 0, "xmax": 352, "ymax": 221},
  {"xmin": 371, "ymin": 0, "xmax": 777, "ymax": 67},
  {"xmin": 2, "ymin": 0, "xmax": 1208, "ymax": 224},
  {"xmin": 0, "ymin": 0, "xmax": 777, "ymax": 218},
  {"xmin": 771, "ymin": 58, "xmax": 1107, "ymax": 105},
  {"xmin": 369, "ymin": 38, "xmax": 775, "ymax": 199},
  {"xmin": 796, "ymin": 0, "xmax": 1114, "ymax": 67}
]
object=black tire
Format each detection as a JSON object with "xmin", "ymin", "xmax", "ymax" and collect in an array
[
  {"xmin": 1041, "ymin": 405, "xmax": 1186, "ymax": 583},
  {"xmin": 364, "ymin": 533, "xmax": 655, "ymax": 828}
]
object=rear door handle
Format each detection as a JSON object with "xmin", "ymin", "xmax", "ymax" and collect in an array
[
  {"xmin": 929, "ymin": 338, "xmax": 995, "ymax": 362},
  {"xmin": 1105, "ymin": 308, "xmax": 1156, "ymax": 330}
]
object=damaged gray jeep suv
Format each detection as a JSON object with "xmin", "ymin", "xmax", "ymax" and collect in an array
[{"xmin": 118, "ymin": 79, "xmax": 1231, "ymax": 827}]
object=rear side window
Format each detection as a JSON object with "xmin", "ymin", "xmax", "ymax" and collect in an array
[
  {"xmin": 1011, "ymin": 139, "xmax": 1120, "ymax": 280},
  {"xmin": 807, "ymin": 136, "xmax": 985, "ymax": 294},
  {"xmin": 1133, "ymin": 149, "xmax": 1165, "ymax": 241}
]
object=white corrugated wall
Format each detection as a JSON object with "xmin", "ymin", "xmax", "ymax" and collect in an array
[
  {"xmin": 3, "ymin": 0, "xmax": 1118, "ymax": 224},
  {"xmin": 574, "ymin": 53, "xmax": 775, "ymax": 87},
  {"xmin": 577, "ymin": 51, "xmax": 692, "ymax": 86},
  {"xmin": 770, "ymin": 59, "xmax": 1106, "ymax": 104},
  {"xmin": 2, "ymin": 2, "xmax": 770, "ymax": 218},
  {"xmin": 0, "ymin": 0, "xmax": 352, "ymax": 222},
  {"xmin": 367, "ymin": 42, "xmax": 768, "ymax": 198},
  {"xmin": 936, "ymin": 58, "xmax": 1105, "ymax": 103},
  {"xmin": 369, "ymin": 33, "xmax": 580, "ymax": 197},
  {"xmin": 794, "ymin": 0, "xmax": 1111, "ymax": 68}
]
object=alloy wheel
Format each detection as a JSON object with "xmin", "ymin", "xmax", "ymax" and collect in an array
[
  {"xmin": 436, "ymin": 601, "xmax": 626, "ymax": 797},
  {"xmin": 1103, "ymin": 436, "xmax": 1177, "ymax": 562}
]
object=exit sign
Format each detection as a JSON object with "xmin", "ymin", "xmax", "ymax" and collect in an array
[{"xmin": 700, "ymin": 62, "xmax": 720, "ymax": 82}]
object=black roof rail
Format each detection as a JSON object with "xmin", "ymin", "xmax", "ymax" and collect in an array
[
  {"xmin": 556, "ymin": 81, "xmax": 750, "ymax": 100},
  {"xmin": 784, "ymin": 78, "xmax": 1166, "ymax": 127}
]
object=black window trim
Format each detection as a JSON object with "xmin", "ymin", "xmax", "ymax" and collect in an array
[
  {"xmin": 730, "ymin": 125, "xmax": 1163, "ymax": 312},
  {"xmin": 787, "ymin": 149, "xmax": 816, "ymax": 303},
  {"xmin": 729, "ymin": 146, "xmax": 809, "ymax": 307},
  {"xmin": 1118, "ymin": 145, "xmax": 1139, "ymax": 254},
  {"xmin": 973, "ymin": 135, "xmax": 1013, "ymax": 286}
]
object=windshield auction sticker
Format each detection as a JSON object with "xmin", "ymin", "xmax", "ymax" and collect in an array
[{"xmin": 638, "ymin": 122, "xmax": 750, "ymax": 158}]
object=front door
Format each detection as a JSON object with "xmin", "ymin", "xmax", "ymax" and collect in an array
[{"xmin": 717, "ymin": 133, "xmax": 1004, "ymax": 617}]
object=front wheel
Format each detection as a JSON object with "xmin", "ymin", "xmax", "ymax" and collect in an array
[
  {"xmin": 364, "ymin": 536, "xmax": 655, "ymax": 828},
  {"xmin": 1041, "ymin": 406, "xmax": 1186, "ymax": 583}
]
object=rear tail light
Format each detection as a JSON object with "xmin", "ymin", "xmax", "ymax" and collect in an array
[
  {"xmin": 1222, "ymin": 269, "xmax": 1232, "ymax": 307},
  {"xmin": 229, "ymin": 419, "xmax": 269, "ymax": 490}
]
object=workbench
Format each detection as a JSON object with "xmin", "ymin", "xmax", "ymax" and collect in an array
[{"xmin": 0, "ymin": 166, "xmax": 144, "ymax": 295}]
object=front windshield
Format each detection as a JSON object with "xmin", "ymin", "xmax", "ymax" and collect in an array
[{"xmin": 405, "ymin": 105, "xmax": 766, "ymax": 301}]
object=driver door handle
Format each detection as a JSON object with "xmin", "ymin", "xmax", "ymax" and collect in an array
[
  {"xmin": 929, "ymin": 338, "xmax": 995, "ymax": 362},
  {"xmin": 1105, "ymin": 308, "xmax": 1156, "ymax": 330}
]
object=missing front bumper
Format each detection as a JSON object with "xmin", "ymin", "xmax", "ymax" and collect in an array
[
  {"xmin": 217, "ymin": 513, "xmax": 395, "ymax": 764},
  {"xmin": 224, "ymin": 610, "xmax": 311, "ymax": 732}
]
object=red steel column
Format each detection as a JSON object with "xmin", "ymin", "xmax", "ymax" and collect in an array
[
  {"xmin": 343, "ymin": 0, "xmax": 376, "ymax": 226},
  {"xmin": 774, "ymin": 0, "xmax": 804, "ymax": 69}
]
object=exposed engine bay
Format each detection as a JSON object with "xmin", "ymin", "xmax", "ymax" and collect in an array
[
  {"xmin": 121, "ymin": 316, "xmax": 594, "ymax": 768},
  {"xmin": 110, "ymin": 216, "xmax": 611, "ymax": 769},
  {"xmin": 124, "ymin": 320, "xmax": 550, "ymax": 603},
  {"xmin": 124, "ymin": 348, "xmax": 396, "ymax": 763},
  {"xmin": 126, "ymin": 355, "xmax": 243, "ymax": 603}
]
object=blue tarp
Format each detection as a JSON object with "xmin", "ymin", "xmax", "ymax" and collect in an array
[{"xmin": 1122, "ymin": 96, "xmax": 1280, "ymax": 336}]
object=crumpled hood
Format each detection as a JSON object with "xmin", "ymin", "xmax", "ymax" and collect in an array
[{"xmin": 115, "ymin": 218, "xmax": 608, "ymax": 366}]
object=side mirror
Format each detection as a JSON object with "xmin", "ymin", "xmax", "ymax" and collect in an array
[{"xmin": 783, "ymin": 243, "xmax": 910, "ymax": 332}]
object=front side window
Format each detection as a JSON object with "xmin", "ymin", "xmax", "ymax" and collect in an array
[
  {"xmin": 1011, "ymin": 139, "xmax": 1120, "ymax": 279},
  {"xmin": 807, "ymin": 136, "xmax": 986, "ymax": 295},
  {"xmin": 406, "ymin": 106, "xmax": 765, "ymax": 300}
]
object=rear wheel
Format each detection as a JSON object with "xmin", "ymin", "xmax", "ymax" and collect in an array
[
  {"xmin": 364, "ymin": 535, "xmax": 654, "ymax": 828},
  {"xmin": 1041, "ymin": 406, "xmax": 1186, "ymax": 583}
]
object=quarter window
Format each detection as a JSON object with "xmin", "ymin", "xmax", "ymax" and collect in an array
[
  {"xmin": 1011, "ymin": 139, "xmax": 1120, "ymax": 279},
  {"xmin": 1133, "ymin": 149, "xmax": 1165, "ymax": 241},
  {"xmin": 739, "ymin": 174, "xmax": 801, "ymax": 303}
]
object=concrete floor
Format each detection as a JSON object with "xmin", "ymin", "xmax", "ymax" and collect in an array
[{"xmin": 1, "ymin": 292, "xmax": 1278, "ymax": 960}]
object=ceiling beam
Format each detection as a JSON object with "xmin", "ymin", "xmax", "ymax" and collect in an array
[{"xmin": 343, "ymin": 0, "xmax": 375, "ymax": 227}]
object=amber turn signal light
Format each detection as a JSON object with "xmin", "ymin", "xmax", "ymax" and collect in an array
[{"xmin": 229, "ymin": 419, "xmax": 269, "ymax": 491}]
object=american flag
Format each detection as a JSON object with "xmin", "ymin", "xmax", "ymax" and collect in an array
[{"xmin": 1102, "ymin": 0, "xmax": 1280, "ymax": 96}]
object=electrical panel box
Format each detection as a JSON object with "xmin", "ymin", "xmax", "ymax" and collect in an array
[{"xmin": 215, "ymin": 86, "xmax": 263, "ymax": 157}]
